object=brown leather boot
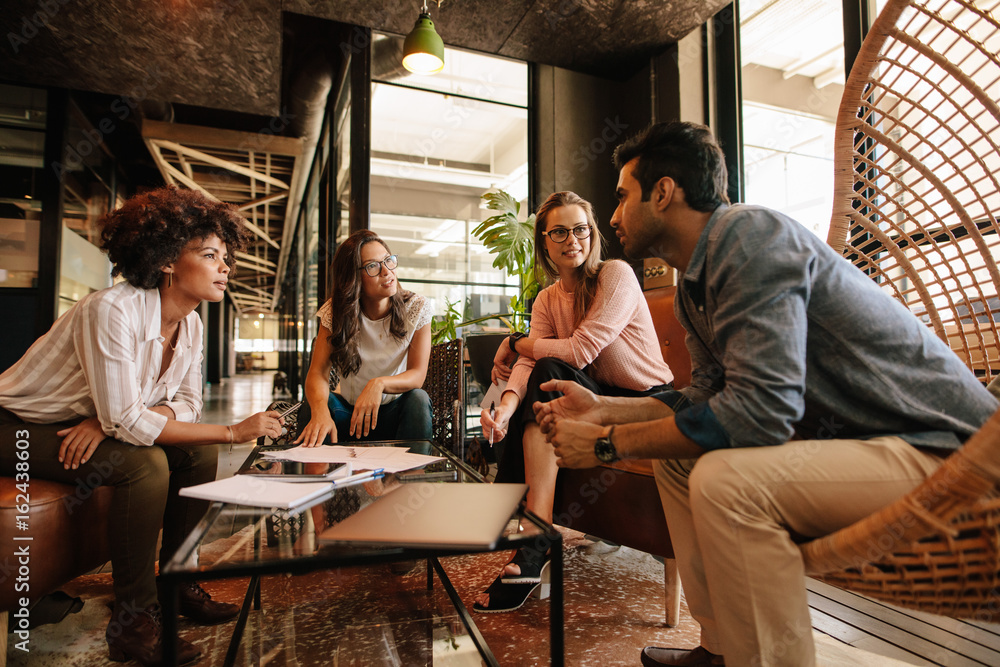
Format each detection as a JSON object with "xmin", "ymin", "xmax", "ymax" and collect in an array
[
  {"xmin": 160, "ymin": 581, "xmax": 240, "ymax": 625},
  {"xmin": 106, "ymin": 603, "xmax": 201, "ymax": 666}
]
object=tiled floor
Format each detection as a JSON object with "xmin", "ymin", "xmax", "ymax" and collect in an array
[{"xmin": 8, "ymin": 373, "xmax": 1000, "ymax": 666}]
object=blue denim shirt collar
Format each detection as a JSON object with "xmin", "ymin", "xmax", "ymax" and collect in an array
[{"xmin": 680, "ymin": 204, "xmax": 729, "ymax": 309}]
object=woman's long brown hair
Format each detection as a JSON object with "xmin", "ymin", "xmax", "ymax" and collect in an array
[{"xmin": 325, "ymin": 230, "xmax": 412, "ymax": 383}]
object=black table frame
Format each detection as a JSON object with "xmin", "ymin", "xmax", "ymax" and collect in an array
[{"xmin": 160, "ymin": 442, "xmax": 564, "ymax": 666}]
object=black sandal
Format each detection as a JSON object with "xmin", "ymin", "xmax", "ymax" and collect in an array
[
  {"xmin": 472, "ymin": 563, "xmax": 551, "ymax": 614},
  {"xmin": 500, "ymin": 546, "xmax": 549, "ymax": 584}
]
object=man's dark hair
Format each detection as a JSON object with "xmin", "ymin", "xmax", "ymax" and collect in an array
[
  {"xmin": 100, "ymin": 186, "xmax": 251, "ymax": 289},
  {"xmin": 612, "ymin": 122, "xmax": 730, "ymax": 212}
]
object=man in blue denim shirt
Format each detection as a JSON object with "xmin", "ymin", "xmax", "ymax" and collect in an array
[{"xmin": 535, "ymin": 122, "xmax": 997, "ymax": 667}]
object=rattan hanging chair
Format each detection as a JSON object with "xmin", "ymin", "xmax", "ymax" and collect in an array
[{"xmin": 799, "ymin": 0, "xmax": 1000, "ymax": 620}]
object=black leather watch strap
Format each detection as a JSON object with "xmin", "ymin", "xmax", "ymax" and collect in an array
[{"xmin": 509, "ymin": 332, "xmax": 526, "ymax": 353}]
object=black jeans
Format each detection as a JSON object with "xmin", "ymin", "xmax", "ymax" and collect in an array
[{"xmin": 495, "ymin": 357, "xmax": 671, "ymax": 483}]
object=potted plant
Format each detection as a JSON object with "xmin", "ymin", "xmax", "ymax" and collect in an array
[
  {"xmin": 430, "ymin": 189, "xmax": 538, "ymax": 388},
  {"xmin": 472, "ymin": 189, "xmax": 539, "ymax": 332}
]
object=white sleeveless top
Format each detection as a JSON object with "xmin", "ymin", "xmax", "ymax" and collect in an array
[{"xmin": 316, "ymin": 295, "xmax": 433, "ymax": 404}]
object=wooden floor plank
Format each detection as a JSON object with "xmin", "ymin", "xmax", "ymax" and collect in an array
[
  {"xmin": 876, "ymin": 603, "xmax": 1000, "ymax": 653},
  {"xmin": 807, "ymin": 580, "xmax": 1000, "ymax": 665},
  {"xmin": 810, "ymin": 607, "xmax": 871, "ymax": 644},
  {"xmin": 807, "ymin": 591, "xmax": 985, "ymax": 666},
  {"xmin": 851, "ymin": 636, "xmax": 937, "ymax": 666},
  {"xmin": 966, "ymin": 619, "xmax": 1000, "ymax": 635}
]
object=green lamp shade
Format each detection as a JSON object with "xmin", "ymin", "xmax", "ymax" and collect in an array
[{"xmin": 402, "ymin": 13, "xmax": 444, "ymax": 74}]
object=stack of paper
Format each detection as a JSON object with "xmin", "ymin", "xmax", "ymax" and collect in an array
[
  {"xmin": 179, "ymin": 475, "xmax": 334, "ymax": 510},
  {"xmin": 179, "ymin": 466, "xmax": 383, "ymax": 509},
  {"xmin": 260, "ymin": 445, "xmax": 443, "ymax": 473}
]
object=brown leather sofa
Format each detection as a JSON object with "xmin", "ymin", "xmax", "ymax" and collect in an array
[
  {"xmin": 0, "ymin": 479, "xmax": 113, "ymax": 619},
  {"xmin": 552, "ymin": 285, "xmax": 689, "ymax": 626}
]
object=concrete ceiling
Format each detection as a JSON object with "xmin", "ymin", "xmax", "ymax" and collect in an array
[
  {"xmin": 0, "ymin": 0, "xmax": 728, "ymax": 313},
  {"xmin": 0, "ymin": 0, "xmax": 727, "ymax": 118}
]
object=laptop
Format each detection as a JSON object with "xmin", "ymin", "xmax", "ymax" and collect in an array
[{"xmin": 318, "ymin": 482, "xmax": 528, "ymax": 550}]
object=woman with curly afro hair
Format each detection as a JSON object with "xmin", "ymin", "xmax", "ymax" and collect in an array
[{"xmin": 0, "ymin": 186, "xmax": 287, "ymax": 666}]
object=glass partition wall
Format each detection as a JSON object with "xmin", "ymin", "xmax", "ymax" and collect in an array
[{"xmin": 0, "ymin": 84, "xmax": 46, "ymax": 291}]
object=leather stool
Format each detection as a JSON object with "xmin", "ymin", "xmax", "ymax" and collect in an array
[{"xmin": 0, "ymin": 478, "xmax": 113, "ymax": 613}]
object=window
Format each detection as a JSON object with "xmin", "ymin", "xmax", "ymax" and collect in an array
[
  {"xmin": 369, "ymin": 41, "xmax": 529, "ymax": 325},
  {"xmin": 739, "ymin": 0, "xmax": 844, "ymax": 239}
]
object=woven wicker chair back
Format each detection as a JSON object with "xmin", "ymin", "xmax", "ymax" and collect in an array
[
  {"xmin": 802, "ymin": 0, "xmax": 1000, "ymax": 622},
  {"xmin": 827, "ymin": 0, "xmax": 1000, "ymax": 381},
  {"xmin": 424, "ymin": 338, "xmax": 465, "ymax": 456}
]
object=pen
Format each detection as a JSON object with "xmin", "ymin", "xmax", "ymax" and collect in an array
[
  {"xmin": 489, "ymin": 401, "xmax": 495, "ymax": 447},
  {"xmin": 277, "ymin": 401, "xmax": 303, "ymax": 419},
  {"xmin": 332, "ymin": 468, "xmax": 385, "ymax": 486}
]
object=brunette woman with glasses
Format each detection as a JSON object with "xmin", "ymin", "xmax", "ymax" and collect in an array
[
  {"xmin": 474, "ymin": 191, "xmax": 674, "ymax": 613},
  {"xmin": 295, "ymin": 230, "xmax": 433, "ymax": 445}
]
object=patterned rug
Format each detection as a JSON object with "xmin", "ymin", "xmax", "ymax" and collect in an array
[{"xmin": 6, "ymin": 527, "xmax": 913, "ymax": 666}]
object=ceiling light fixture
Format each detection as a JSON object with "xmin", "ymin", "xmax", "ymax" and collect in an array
[{"xmin": 402, "ymin": 0, "xmax": 445, "ymax": 75}]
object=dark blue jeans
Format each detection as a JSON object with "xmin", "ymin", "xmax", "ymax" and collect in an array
[{"xmin": 297, "ymin": 388, "xmax": 433, "ymax": 443}]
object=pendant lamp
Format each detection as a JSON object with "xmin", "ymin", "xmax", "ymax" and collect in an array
[{"xmin": 402, "ymin": 0, "xmax": 445, "ymax": 74}]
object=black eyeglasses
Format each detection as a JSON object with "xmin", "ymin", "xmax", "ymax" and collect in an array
[
  {"xmin": 359, "ymin": 255, "xmax": 398, "ymax": 276},
  {"xmin": 542, "ymin": 225, "xmax": 591, "ymax": 244}
]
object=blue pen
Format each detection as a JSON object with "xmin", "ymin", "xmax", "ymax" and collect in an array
[{"xmin": 332, "ymin": 468, "xmax": 384, "ymax": 487}]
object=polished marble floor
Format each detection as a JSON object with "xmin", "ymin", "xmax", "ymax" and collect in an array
[{"xmin": 8, "ymin": 373, "xmax": 999, "ymax": 666}]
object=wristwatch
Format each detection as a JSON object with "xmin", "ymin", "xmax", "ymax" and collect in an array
[
  {"xmin": 508, "ymin": 331, "xmax": 527, "ymax": 353},
  {"xmin": 594, "ymin": 426, "xmax": 620, "ymax": 463}
]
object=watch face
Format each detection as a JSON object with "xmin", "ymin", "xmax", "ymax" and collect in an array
[{"xmin": 595, "ymin": 437, "xmax": 617, "ymax": 463}]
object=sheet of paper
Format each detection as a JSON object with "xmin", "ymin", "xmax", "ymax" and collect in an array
[
  {"xmin": 260, "ymin": 445, "xmax": 444, "ymax": 473},
  {"xmin": 480, "ymin": 379, "xmax": 507, "ymax": 410},
  {"xmin": 178, "ymin": 475, "xmax": 333, "ymax": 509}
]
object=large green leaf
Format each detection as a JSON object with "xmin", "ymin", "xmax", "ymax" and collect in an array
[
  {"xmin": 473, "ymin": 217, "xmax": 533, "ymax": 274},
  {"xmin": 470, "ymin": 188, "xmax": 537, "ymax": 334},
  {"xmin": 481, "ymin": 190, "xmax": 520, "ymax": 217},
  {"xmin": 472, "ymin": 198, "xmax": 535, "ymax": 277}
]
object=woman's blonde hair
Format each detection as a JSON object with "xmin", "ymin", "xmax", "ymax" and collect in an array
[{"xmin": 533, "ymin": 191, "xmax": 604, "ymax": 326}]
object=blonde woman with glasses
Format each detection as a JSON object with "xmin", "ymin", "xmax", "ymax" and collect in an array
[
  {"xmin": 295, "ymin": 230, "xmax": 433, "ymax": 445},
  {"xmin": 474, "ymin": 191, "xmax": 674, "ymax": 613}
]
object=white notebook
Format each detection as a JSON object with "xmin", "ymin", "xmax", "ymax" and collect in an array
[
  {"xmin": 179, "ymin": 475, "xmax": 333, "ymax": 510},
  {"xmin": 319, "ymin": 482, "xmax": 528, "ymax": 550}
]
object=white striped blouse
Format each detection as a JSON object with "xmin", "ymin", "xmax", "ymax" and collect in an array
[{"xmin": 0, "ymin": 282, "xmax": 203, "ymax": 446}]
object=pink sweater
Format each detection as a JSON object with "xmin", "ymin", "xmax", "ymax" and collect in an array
[{"xmin": 506, "ymin": 260, "xmax": 674, "ymax": 400}]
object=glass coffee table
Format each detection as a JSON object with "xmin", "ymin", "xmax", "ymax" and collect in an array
[{"xmin": 160, "ymin": 439, "xmax": 564, "ymax": 666}]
